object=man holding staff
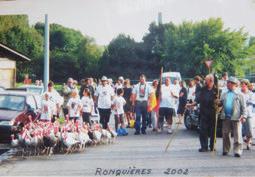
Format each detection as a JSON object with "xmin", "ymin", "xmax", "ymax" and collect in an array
[{"xmin": 186, "ymin": 74, "xmax": 217, "ymax": 152}]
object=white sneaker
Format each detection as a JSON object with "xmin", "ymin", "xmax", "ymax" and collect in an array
[
  {"xmin": 157, "ymin": 127, "xmax": 163, "ymax": 133},
  {"xmin": 167, "ymin": 128, "xmax": 173, "ymax": 134}
]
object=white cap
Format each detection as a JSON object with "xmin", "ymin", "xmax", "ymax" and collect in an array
[
  {"xmin": 101, "ymin": 76, "xmax": 108, "ymax": 81},
  {"xmin": 118, "ymin": 76, "xmax": 124, "ymax": 81}
]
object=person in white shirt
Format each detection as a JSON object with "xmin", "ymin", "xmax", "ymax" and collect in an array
[
  {"xmin": 94, "ymin": 76, "xmax": 115, "ymax": 129},
  {"xmin": 172, "ymin": 79, "xmax": 181, "ymax": 115},
  {"xmin": 115, "ymin": 76, "xmax": 124, "ymax": 91},
  {"xmin": 81, "ymin": 88, "xmax": 94, "ymax": 125},
  {"xmin": 45, "ymin": 81, "xmax": 64, "ymax": 122},
  {"xmin": 67, "ymin": 90, "xmax": 82, "ymax": 122},
  {"xmin": 159, "ymin": 77, "xmax": 179, "ymax": 134},
  {"xmin": 131, "ymin": 74, "xmax": 151, "ymax": 135},
  {"xmin": 40, "ymin": 93, "xmax": 53, "ymax": 122},
  {"xmin": 112, "ymin": 88, "xmax": 126, "ymax": 131},
  {"xmin": 187, "ymin": 80, "xmax": 196, "ymax": 102},
  {"xmin": 62, "ymin": 77, "xmax": 79, "ymax": 116},
  {"xmin": 240, "ymin": 79, "xmax": 255, "ymax": 150},
  {"xmin": 219, "ymin": 72, "xmax": 228, "ymax": 88}
]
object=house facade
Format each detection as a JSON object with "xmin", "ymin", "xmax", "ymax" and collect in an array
[{"xmin": 0, "ymin": 43, "xmax": 30, "ymax": 88}]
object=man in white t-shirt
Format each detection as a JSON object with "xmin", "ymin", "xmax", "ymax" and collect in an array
[
  {"xmin": 94, "ymin": 76, "xmax": 115, "ymax": 129},
  {"xmin": 159, "ymin": 77, "xmax": 178, "ymax": 134},
  {"xmin": 132, "ymin": 74, "xmax": 151, "ymax": 135},
  {"xmin": 44, "ymin": 81, "xmax": 64, "ymax": 122}
]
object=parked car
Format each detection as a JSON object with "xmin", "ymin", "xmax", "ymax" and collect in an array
[
  {"xmin": 0, "ymin": 91, "xmax": 41, "ymax": 143},
  {"xmin": 19, "ymin": 85, "xmax": 44, "ymax": 95},
  {"xmin": 162, "ymin": 72, "xmax": 182, "ymax": 84},
  {"xmin": 0, "ymin": 86, "xmax": 5, "ymax": 92}
]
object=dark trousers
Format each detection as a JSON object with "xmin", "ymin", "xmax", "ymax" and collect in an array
[
  {"xmin": 199, "ymin": 113, "xmax": 215, "ymax": 150},
  {"xmin": 52, "ymin": 114, "xmax": 59, "ymax": 123},
  {"xmin": 147, "ymin": 112, "xmax": 152, "ymax": 126},
  {"xmin": 98, "ymin": 108, "xmax": 111, "ymax": 129},
  {"xmin": 63, "ymin": 108, "xmax": 68, "ymax": 117},
  {"xmin": 158, "ymin": 107, "xmax": 174, "ymax": 129},
  {"xmin": 135, "ymin": 101, "xmax": 147, "ymax": 133},
  {"xmin": 82, "ymin": 112, "xmax": 91, "ymax": 125}
]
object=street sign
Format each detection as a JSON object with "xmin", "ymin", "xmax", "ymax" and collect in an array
[{"xmin": 205, "ymin": 60, "xmax": 213, "ymax": 69}]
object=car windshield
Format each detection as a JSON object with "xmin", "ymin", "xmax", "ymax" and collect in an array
[
  {"xmin": 162, "ymin": 77, "xmax": 179, "ymax": 84},
  {"xmin": 0, "ymin": 95, "xmax": 25, "ymax": 111},
  {"xmin": 27, "ymin": 88, "xmax": 43, "ymax": 95}
]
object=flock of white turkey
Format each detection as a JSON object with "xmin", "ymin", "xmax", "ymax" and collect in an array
[{"xmin": 11, "ymin": 119, "xmax": 117, "ymax": 156}]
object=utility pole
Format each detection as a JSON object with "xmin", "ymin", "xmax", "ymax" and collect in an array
[
  {"xmin": 158, "ymin": 12, "xmax": 162, "ymax": 25},
  {"xmin": 44, "ymin": 14, "xmax": 50, "ymax": 91}
]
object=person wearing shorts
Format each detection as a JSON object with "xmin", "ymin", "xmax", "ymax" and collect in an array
[
  {"xmin": 113, "ymin": 88, "xmax": 126, "ymax": 130},
  {"xmin": 158, "ymin": 77, "xmax": 178, "ymax": 134}
]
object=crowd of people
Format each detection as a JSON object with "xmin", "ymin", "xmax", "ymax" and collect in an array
[
  {"xmin": 186, "ymin": 73, "xmax": 255, "ymax": 158},
  {"xmin": 26, "ymin": 72, "xmax": 255, "ymax": 158}
]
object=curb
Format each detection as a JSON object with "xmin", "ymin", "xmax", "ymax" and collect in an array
[{"xmin": 0, "ymin": 148, "xmax": 15, "ymax": 163}]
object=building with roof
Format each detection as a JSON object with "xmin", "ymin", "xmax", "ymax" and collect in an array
[{"xmin": 0, "ymin": 43, "xmax": 30, "ymax": 88}]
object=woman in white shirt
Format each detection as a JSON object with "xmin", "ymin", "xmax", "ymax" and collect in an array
[
  {"xmin": 67, "ymin": 90, "xmax": 82, "ymax": 122},
  {"xmin": 81, "ymin": 88, "xmax": 94, "ymax": 125}
]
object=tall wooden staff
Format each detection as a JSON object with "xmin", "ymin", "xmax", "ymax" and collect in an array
[
  {"xmin": 155, "ymin": 67, "xmax": 163, "ymax": 131},
  {"xmin": 156, "ymin": 67, "xmax": 163, "ymax": 101},
  {"xmin": 212, "ymin": 73, "xmax": 220, "ymax": 153}
]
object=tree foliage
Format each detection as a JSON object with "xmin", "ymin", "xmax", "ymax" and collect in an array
[
  {"xmin": 0, "ymin": 15, "xmax": 254, "ymax": 83},
  {"xmin": 101, "ymin": 18, "xmax": 251, "ymax": 79},
  {"xmin": 0, "ymin": 15, "xmax": 43, "ymax": 80},
  {"xmin": 0, "ymin": 15, "xmax": 103, "ymax": 83}
]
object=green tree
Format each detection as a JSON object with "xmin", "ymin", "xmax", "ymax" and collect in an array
[
  {"xmin": 34, "ymin": 22, "xmax": 103, "ymax": 82},
  {"xmin": 100, "ymin": 34, "xmax": 154, "ymax": 79},
  {"xmin": 0, "ymin": 15, "xmax": 43, "ymax": 81},
  {"xmin": 162, "ymin": 18, "xmax": 248, "ymax": 77},
  {"xmin": 76, "ymin": 37, "xmax": 104, "ymax": 78}
]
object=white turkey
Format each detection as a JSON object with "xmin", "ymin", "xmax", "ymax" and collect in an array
[
  {"xmin": 11, "ymin": 134, "xmax": 19, "ymax": 147},
  {"xmin": 62, "ymin": 132, "xmax": 80, "ymax": 154}
]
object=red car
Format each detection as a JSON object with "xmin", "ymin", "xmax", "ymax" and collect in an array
[{"xmin": 0, "ymin": 91, "xmax": 41, "ymax": 143}]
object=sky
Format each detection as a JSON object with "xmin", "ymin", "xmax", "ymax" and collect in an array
[{"xmin": 0, "ymin": 0, "xmax": 255, "ymax": 45}]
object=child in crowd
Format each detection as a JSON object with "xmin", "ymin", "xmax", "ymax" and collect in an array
[
  {"xmin": 81, "ymin": 88, "xmax": 94, "ymax": 125},
  {"xmin": 112, "ymin": 88, "xmax": 126, "ymax": 131},
  {"xmin": 67, "ymin": 90, "xmax": 82, "ymax": 122},
  {"xmin": 40, "ymin": 92, "xmax": 52, "ymax": 122}
]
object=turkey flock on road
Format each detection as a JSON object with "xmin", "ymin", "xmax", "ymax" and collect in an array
[{"xmin": 11, "ymin": 119, "xmax": 117, "ymax": 156}]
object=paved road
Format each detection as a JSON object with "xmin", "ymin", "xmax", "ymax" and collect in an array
[{"xmin": 1, "ymin": 123, "xmax": 255, "ymax": 177}]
